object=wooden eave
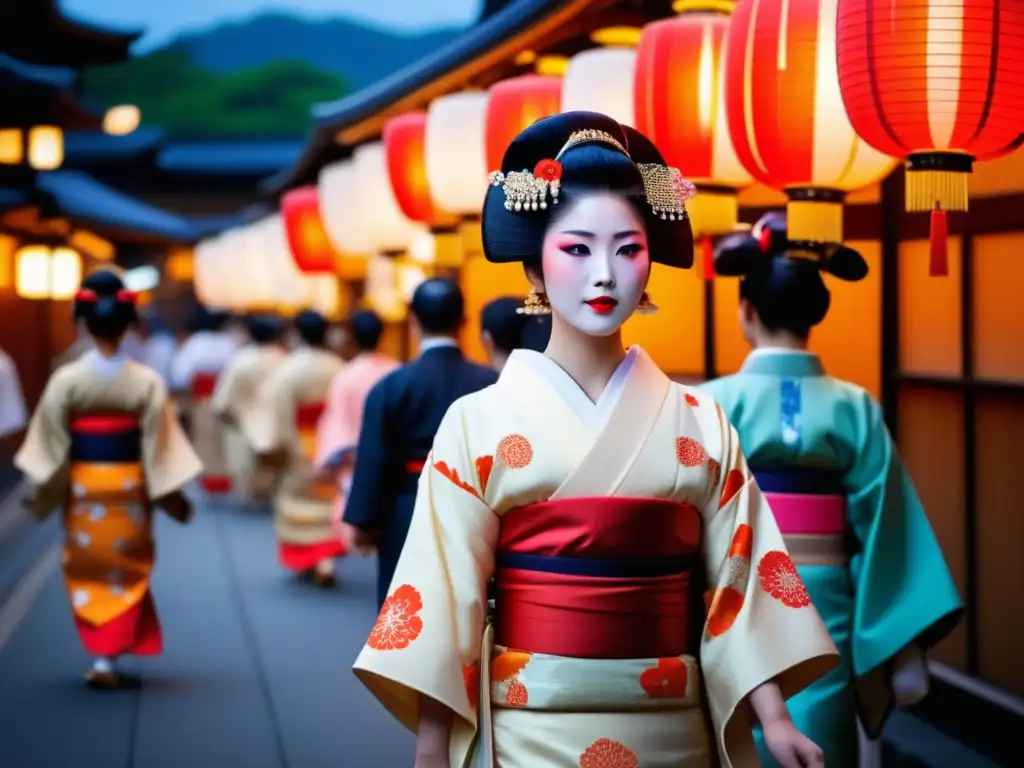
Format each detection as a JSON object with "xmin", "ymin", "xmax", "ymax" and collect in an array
[{"xmin": 261, "ymin": 0, "xmax": 672, "ymax": 196}]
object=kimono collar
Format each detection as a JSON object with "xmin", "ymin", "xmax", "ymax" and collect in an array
[
  {"xmin": 740, "ymin": 348, "xmax": 825, "ymax": 377},
  {"xmin": 84, "ymin": 348, "xmax": 128, "ymax": 381}
]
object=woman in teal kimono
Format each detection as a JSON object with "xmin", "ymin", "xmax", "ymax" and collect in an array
[{"xmin": 701, "ymin": 212, "xmax": 963, "ymax": 768}]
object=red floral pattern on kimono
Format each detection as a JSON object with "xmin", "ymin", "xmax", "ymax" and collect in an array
[
  {"xmin": 368, "ymin": 584, "xmax": 424, "ymax": 651},
  {"xmin": 579, "ymin": 738, "xmax": 639, "ymax": 768},
  {"xmin": 639, "ymin": 658, "xmax": 688, "ymax": 698},
  {"xmin": 758, "ymin": 551, "xmax": 811, "ymax": 608}
]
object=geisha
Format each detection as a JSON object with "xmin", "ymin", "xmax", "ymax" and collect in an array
[
  {"xmin": 15, "ymin": 269, "xmax": 202, "ymax": 688},
  {"xmin": 702, "ymin": 214, "xmax": 963, "ymax": 767},
  {"xmin": 352, "ymin": 112, "xmax": 839, "ymax": 767}
]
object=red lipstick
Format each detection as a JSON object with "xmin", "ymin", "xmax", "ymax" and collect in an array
[{"xmin": 585, "ymin": 296, "xmax": 618, "ymax": 315}]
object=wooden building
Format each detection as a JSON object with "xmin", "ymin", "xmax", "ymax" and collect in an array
[{"xmin": 260, "ymin": 0, "xmax": 1024, "ymax": 761}]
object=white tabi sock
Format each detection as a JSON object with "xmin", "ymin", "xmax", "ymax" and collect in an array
[
  {"xmin": 314, "ymin": 558, "xmax": 335, "ymax": 577},
  {"xmin": 92, "ymin": 656, "xmax": 117, "ymax": 674}
]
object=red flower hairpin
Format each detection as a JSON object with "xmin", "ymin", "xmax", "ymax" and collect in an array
[
  {"xmin": 75, "ymin": 289, "xmax": 98, "ymax": 303},
  {"xmin": 757, "ymin": 224, "xmax": 774, "ymax": 254},
  {"xmin": 116, "ymin": 289, "xmax": 138, "ymax": 304},
  {"xmin": 533, "ymin": 158, "xmax": 562, "ymax": 183}
]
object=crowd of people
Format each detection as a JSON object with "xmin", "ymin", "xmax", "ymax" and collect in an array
[{"xmin": 6, "ymin": 111, "xmax": 963, "ymax": 768}]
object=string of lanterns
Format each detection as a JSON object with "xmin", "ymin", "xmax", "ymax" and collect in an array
[{"xmin": 191, "ymin": 0, "xmax": 1024, "ymax": 320}]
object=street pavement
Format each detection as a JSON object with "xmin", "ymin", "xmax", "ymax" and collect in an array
[{"xmin": 0, "ymin": 486, "xmax": 414, "ymax": 768}]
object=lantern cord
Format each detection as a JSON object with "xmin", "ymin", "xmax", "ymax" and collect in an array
[
  {"xmin": 929, "ymin": 207, "xmax": 949, "ymax": 278},
  {"xmin": 700, "ymin": 235, "xmax": 716, "ymax": 281}
]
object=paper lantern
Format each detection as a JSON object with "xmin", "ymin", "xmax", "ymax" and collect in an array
[
  {"xmin": 318, "ymin": 159, "xmax": 372, "ymax": 256},
  {"xmin": 103, "ymin": 105, "xmax": 141, "ymax": 136},
  {"xmin": 352, "ymin": 142, "xmax": 417, "ymax": 254},
  {"xmin": 383, "ymin": 112, "xmax": 457, "ymax": 229},
  {"xmin": 836, "ymin": 0, "xmax": 1024, "ymax": 276},
  {"xmin": 383, "ymin": 112, "xmax": 462, "ymax": 267},
  {"xmin": 14, "ymin": 244, "xmax": 81, "ymax": 300},
  {"xmin": 485, "ymin": 75, "xmax": 563, "ymax": 170},
  {"xmin": 282, "ymin": 185, "xmax": 338, "ymax": 274},
  {"xmin": 561, "ymin": 47, "xmax": 638, "ymax": 126},
  {"xmin": 239, "ymin": 221, "xmax": 277, "ymax": 311},
  {"xmin": 635, "ymin": 2, "xmax": 753, "ymax": 278},
  {"xmin": 308, "ymin": 275, "xmax": 343, "ymax": 320},
  {"xmin": 724, "ymin": 0, "xmax": 897, "ymax": 244},
  {"xmin": 192, "ymin": 239, "xmax": 215, "ymax": 305},
  {"xmin": 215, "ymin": 229, "xmax": 248, "ymax": 312},
  {"xmin": 364, "ymin": 254, "xmax": 404, "ymax": 322},
  {"xmin": 425, "ymin": 92, "xmax": 490, "ymax": 216},
  {"xmin": 28, "ymin": 126, "xmax": 63, "ymax": 170},
  {"xmin": 0, "ymin": 129, "xmax": 22, "ymax": 164}
]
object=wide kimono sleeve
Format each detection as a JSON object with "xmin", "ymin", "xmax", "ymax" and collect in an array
[
  {"xmin": 14, "ymin": 370, "xmax": 72, "ymax": 521},
  {"xmin": 210, "ymin": 356, "xmax": 240, "ymax": 420},
  {"xmin": 140, "ymin": 374, "xmax": 204, "ymax": 505},
  {"xmin": 242, "ymin": 364, "xmax": 290, "ymax": 456},
  {"xmin": 844, "ymin": 394, "xmax": 963, "ymax": 736},
  {"xmin": 0, "ymin": 351, "xmax": 28, "ymax": 439},
  {"xmin": 699, "ymin": 400, "xmax": 839, "ymax": 766},
  {"xmin": 352, "ymin": 399, "xmax": 499, "ymax": 766}
]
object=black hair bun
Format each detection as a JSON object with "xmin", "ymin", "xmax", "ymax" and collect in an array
[
  {"xmin": 74, "ymin": 269, "xmax": 139, "ymax": 339},
  {"xmin": 714, "ymin": 211, "xmax": 868, "ymax": 283},
  {"xmin": 482, "ymin": 111, "xmax": 693, "ymax": 269}
]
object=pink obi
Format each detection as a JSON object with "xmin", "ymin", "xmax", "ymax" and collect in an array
[{"xmin": 754, "ymin": 469, "xmax": 850, "ymax": 565}]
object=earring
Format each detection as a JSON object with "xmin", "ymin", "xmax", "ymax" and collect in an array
[
  {"xmin": 517, "ymin": 288, "xmax": 552, "ymax": 315},
  {"xmin": 636, "ymin": 291, "xmax": 659, "ymax": 314}
]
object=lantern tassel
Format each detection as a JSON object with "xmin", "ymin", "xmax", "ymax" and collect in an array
[
  {"xmin": 701, "ymin": 235, "xmax": 715, "ymax": 281},
  {"xmin": 929, "ymin": 207, "xmax": 949, "ymax": 278}
]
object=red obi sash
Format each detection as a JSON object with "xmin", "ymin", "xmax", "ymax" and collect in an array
[
  {"xmin": 192, "ymin": 372, "xmax": 218, "ymax": 399},
  {"xmin": 495, "ymin": 497, "xmax": 703, "ymax": 660},
  {"xmin": 754, "ymin": 469, "xmax": 846, "ymax": 535}
]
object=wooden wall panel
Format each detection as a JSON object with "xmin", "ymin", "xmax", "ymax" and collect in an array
[
  {"xmin": 897, "ymin": 386, "xmax": 968, "ymax": 670},
  {"xmin": 973, "ymin": 234, "xmax": 1024, "ymax": 382},
  {"xmin": 970, "ymin": 146, "xmax": 1024, "ymax": 198},
  {"xmin": 974, "ymin": 394, "xmax": 1024, "ymax": 695},
  {"xmin": 898, "ymin": 238, "xmax": 963, "ymax": 377},
  {"xmin": 459, "ymin": 253, "xmax": 532, "ymax": 365},
  {"xmin": 713, "ymin": 276, "xmax": 745, "ymax": 376}
]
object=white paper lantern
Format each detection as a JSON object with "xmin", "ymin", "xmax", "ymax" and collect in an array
[
  {"xmin": 193, "ymin": 239, "xmax": 215, "ymax": 305},
  {"xmin": 353, "ymin": 142, "xmax": 417, "ymax": 253},
  {"xmin": 263, "ymin": 213, "xmax": 311, "ymax": 313},
  {"xmin": 398, "ymin": 261, "xmax": 428, "ymax": 303},
  {"xmin": 194, "ymin": 235, "xmax": 229, "ymax": 309},
  {"xmin": 364, "ymin": 254, "xmax": 403, "ymax": 322},
  {"xmin": 218, "ymin": 228, "xmax": 250, "ymax": 312},
  {"xmin": 308, "ymin": 275, "xmax": 341, "ymax": 319},
  {"xmin": 561, "ymin": 47, "xmax": 637, "ymax": 126},
  {"xmin": 318, "ymin": 159, "xmax": 372, "ymax": 255},
  {"xmin": 425, "ymin": 91, "xmax": 489, "ymax": 216},
  {"xmin": 239, "ymin": 220, "xmax": 277, "ymax": 311}
]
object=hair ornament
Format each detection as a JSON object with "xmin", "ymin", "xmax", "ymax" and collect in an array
[
  {"xmin": 637, "ymin": 164, "xmax": 695, "ymax": 221},
  {"xmin": 116, "ymin": 289, "xmax": 138, "ymax": 304},
  {"xmin": 555, "ymin": 128, "xmax": 628, "ymax": 159},
  {"xmin": 75, "ymin": 289, "xmax": 98, "ymax": 303},
  {"xmin": 487, "ymin": 126, "xmax": 695, "ymax": 222}
]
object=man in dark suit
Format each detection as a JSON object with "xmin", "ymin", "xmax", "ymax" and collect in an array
[{"xmin": 344, "ymin": 279, "xmax": 498, "ymax": 608}]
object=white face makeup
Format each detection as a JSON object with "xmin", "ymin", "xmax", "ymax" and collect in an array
[{"xmin": 536, "ymin": 193, "xmax": 650, "ymax": 337}]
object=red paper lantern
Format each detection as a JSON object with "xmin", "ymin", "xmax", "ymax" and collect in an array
[
  {"xmin": 281, "ymin": 186, "xmax": 338, "ymax": 274},
  {"xmin": 724, "ymin": 0, "xmax": 897, "ymax": 245},
  {"xmin": 382, "ymin": 111, "xmax": 458, "ymax": 230},
  {"xmin": 635, "ymin": 2, "xmax": 754, "ymax": 279},
  {"xmin": 484, "ymin": 75, "xmax": 562, "ymax": 171},
  {"xmin": 836, "ymin": 0, "xmax": 1024, "ymax": 276}
]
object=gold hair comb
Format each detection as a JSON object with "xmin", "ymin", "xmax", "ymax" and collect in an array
[{"xmin": 488, "ymin": 129, "xmax": 695, "ymax": 220}]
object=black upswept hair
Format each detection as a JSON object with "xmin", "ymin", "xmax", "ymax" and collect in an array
[
  {"xmin": 715, "ymin": 211, "xmax": 869, "ymax": 338},
  {"xmin": 481, "ymin": 111, "xmax": 694, "ymax": 272},
  {"xmin": 73, "ymin": 270, "xmax": 138, "ymax": 341}
]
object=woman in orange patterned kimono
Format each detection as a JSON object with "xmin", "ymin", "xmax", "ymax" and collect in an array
[
  {"xmin": 16, "ymin": 270, "xmax": 201, "ymax": 689},
  {"xmin": 352, "ymin": 113, "xmax": 838, "ymax": 767}
]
